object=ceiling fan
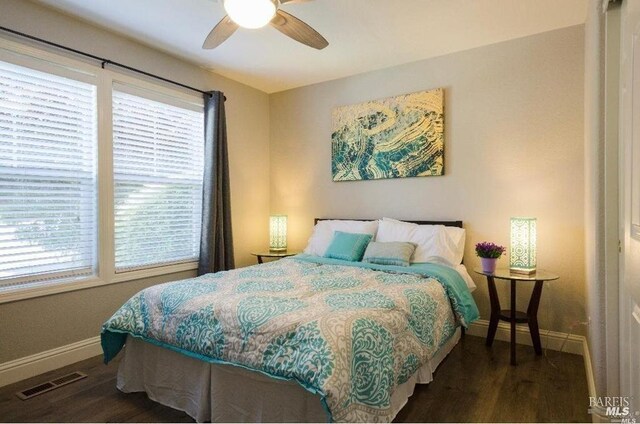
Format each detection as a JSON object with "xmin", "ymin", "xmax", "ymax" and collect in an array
[{"xmin": 202, "ymin": 0, "xmax": 329, "ymax": 50}]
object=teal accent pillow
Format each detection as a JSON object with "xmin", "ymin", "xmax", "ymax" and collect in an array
[
  {"xmin": 324, "ymin": 231, "xmax": 373, "ymax": 262},
  {"xmin": 362, "ymin": 241, "xmax": 416, "ymax": 267}
]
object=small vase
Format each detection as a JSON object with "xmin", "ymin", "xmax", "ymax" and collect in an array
[{"xmin": 480, "ymin": 257, "xmax": 497, "ymax": 273}]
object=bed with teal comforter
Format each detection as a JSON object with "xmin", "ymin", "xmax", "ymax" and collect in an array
[{"xmin": 101, "ymin": 254, "xmax": 479, "ymax": 422}]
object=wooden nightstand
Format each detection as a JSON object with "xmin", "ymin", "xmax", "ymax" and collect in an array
[
  {"xmin": 251, "ymin": 251, "xmax": 299, "ymax": 264},
  {"xmin": 474, "ymin": 267, "xmax": 559, "ymax": 365}
]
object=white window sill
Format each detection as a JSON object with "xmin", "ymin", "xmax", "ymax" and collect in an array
[
  {"xmin": 111, "ymin": 261, "xmax": 199, "ymax": 283},
  {"xmin": 0, "ymin": 261, "xmax": 199, "ymax": 304}
]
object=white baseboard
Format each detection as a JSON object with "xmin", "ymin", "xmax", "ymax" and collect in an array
[
  {"xmin": 466, "ymin": 319, "xmax": 586, "ymax": 356},
  {"xmin": 0, "ymin": 336, "xmax": 102, "ymax": 388}
]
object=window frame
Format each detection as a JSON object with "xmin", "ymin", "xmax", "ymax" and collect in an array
[
  {"xmin": 0, "ymin": 37, "xmax": 203, "ymax": 304},
  {"xmin": 0, "ymin": 53, "xmax": 99, "ymax": 289},
  {"xmin": 109, "ymin": 79, "xmax": 205, "ymax": 274}
]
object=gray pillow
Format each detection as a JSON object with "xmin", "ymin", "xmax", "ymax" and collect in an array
[{"xmin": 362, "ymin": 241, "xmax": 416, "ymax": 267}]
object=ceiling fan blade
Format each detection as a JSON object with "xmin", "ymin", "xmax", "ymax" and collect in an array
[
  {"xmin": 202, "ymin": 15, "xmax": 238, "ymax": 49},
  {"xmin": 269, "ymin": 9, "xmax": 328, "ymax": 50}
]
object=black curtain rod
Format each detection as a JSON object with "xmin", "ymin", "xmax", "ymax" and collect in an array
[{"xmin": 0, "ymin": 26, "xmax": 211, "ymax": 97}]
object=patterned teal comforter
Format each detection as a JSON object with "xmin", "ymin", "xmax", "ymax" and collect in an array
[{"xmin": 101, "ymin": 255, "xmax": 478, "ymax": 422}]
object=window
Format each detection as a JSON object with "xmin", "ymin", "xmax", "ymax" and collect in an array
[
  {"xmin": 0, "ymin": 41, "xmax": 207, "ymax": 301},
  {"xmin": 112, "ymin": 86, "xmax": 204, "ymax": 272},
  {"xmin": 0, "ymin": 59, "xmax": 97, "ymax": 290}
]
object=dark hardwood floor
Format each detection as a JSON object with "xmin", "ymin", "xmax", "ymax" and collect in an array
[
  {"xmin": 0, "ymin": 335, "xmax": 590, "ymax": 423},
  {"xmin": 393, "ymin": 336, "xmax": 590, "ymax": 423}
]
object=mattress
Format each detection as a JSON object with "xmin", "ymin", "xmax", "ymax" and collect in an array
[{"xmin": 117, "ymin": 328, "xmax": 461, "ymax": 422}]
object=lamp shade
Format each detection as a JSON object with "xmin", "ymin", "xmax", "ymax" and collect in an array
[
  {"xmin": 224, "ymin": 0, "xmax": 276, "ymax": 29},
  {"xmin": 269, "ymin": 215, "xmax": 287, "ymax": 251},
  {"xmin": 510, "ymin": 217, "xmax": 536, "ymax": 274}
]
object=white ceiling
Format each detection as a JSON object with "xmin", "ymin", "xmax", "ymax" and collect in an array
[{"xmin": 35, "ymin": 0, "xmax": 588, "ymax": 93}]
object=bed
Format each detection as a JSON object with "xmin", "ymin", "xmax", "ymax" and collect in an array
[{"xmin": 101, "ymin": 219, "xmax": 479, "ymax": 422}]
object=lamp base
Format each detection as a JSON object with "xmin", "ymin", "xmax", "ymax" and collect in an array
[
  {"xmin": 510, "ymin": 267, "xmax": 536, "ymax": 275},
  {"xmin": 269, "ymin": 247, "xmax": 287, "ymax": 252}
]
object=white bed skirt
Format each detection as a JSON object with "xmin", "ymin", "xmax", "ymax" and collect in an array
[{"xmin": 116, "ymin": 328, "xmax": 461, "ymax": 422}]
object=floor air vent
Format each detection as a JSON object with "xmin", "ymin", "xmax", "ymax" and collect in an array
[{"xmin": 16, "ymin": 371, "xmax": 87, "ymax": 400}]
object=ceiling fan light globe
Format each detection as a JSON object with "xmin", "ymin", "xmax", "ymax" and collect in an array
[{"xmin": 224, "ymin": 0, "xmax": 277, "ymax": 29}]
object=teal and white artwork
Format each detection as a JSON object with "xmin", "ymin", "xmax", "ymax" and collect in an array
[{"xmin": 331, "ymin": 88, "xmax": 444, "ymax": 181}]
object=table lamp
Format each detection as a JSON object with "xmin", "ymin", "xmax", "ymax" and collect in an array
[
  {"xmin": 269, "ymin": 215, "xmax": 287, "ymax": 252},
  {"xmin": 510, "ymin": 217, "xmax": 536, "ymax": 274}
]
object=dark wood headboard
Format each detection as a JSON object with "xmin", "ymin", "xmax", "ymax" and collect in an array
[{"xmin": 314, "ymin": 218, "xmax": 463, "ymax": 228}]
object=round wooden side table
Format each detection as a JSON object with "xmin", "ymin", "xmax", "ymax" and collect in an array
[
  {"xmin": 474, "ymin": 267, "xmax": 559, "ymax": 366},
  {"xmin": 251, "ymin": 251, "xmax": 299, "ymax": 264}
]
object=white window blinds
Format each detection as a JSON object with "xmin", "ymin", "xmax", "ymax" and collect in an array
[
  {"xmin": 112, "ymin": 86, "xmax": 204, "ymax": 272},
  {"xmin": 0, "ymin": 60, "xmax": 97, "ymax": 289}
]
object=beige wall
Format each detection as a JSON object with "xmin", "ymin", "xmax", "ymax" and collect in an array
[
  {"xmin": 0, "ymin": 0, "xmax": 270, "ymax": 362},
  {"xmin": 270, "ymin": 25, "xmax": 586, "ymax": 334}
]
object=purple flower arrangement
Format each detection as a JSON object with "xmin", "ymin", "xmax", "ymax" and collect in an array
[{"xmin": 475, "ymin": 242, "xmax": 506, "ymax": 259}]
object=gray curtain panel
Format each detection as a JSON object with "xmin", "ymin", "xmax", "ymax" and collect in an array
[{"xmin": 198, "ymin": 91, "xmax": 235, "ymax": 275}]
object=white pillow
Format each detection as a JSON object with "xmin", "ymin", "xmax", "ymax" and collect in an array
[
  {"xmin": 377, "ymin": 218, "xmax": 460, "ymax": 266},
  {"xmin": 303, "ymin": 220, "xmax": 379, "ymax": 257},
  {"xmin": 444, "ymin": 226, "xmax": 466, "ymax": 265}
]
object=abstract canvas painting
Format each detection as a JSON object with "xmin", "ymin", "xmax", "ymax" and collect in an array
[{"xmin": 331, "ymin": 88, "xmax": 444, "ymax": 181}]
